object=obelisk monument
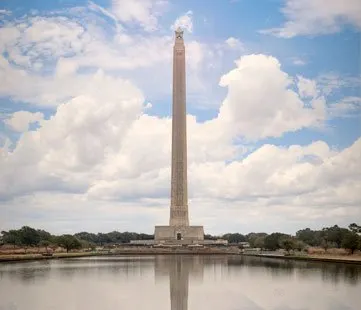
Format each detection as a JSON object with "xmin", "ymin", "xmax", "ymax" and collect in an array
[
  {"xmin": 154, "ymin": 28, "xmax": 204, "ymax": 243},
  {"xmin": 170, "ymin": 27, "xmax": 189, "ymax": 227}
]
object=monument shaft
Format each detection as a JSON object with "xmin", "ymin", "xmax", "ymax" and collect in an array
[
  {"xmin": 154, "ymin": 29, "xmax": 203, "ymax": 243},
  {"xmin": 170, "ymin": 28, "xmax": 189, "ymax": 227}
]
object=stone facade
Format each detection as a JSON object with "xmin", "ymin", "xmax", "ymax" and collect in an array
[
  {"xmin": 154, "ymin": 226, "xmax": 204, "ymax": 242},
  {"xmin": 170, "ymin": 26, "xmax": 189, "ymax": 227},
  {"xmin": 154, "ymin": 28, "xmax": 204, "ymax": 244}
]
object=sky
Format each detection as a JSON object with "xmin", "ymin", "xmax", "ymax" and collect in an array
[{"xmin": 0, "ymin": 0, "xmax": 360, "ymax": 236}]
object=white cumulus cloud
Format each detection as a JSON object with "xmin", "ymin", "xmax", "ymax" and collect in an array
[
  {"xmin": 292, "ymin": 58, "xmax": 306, "ymax": 66},
  {"xmin": 225, "ymin": 37, "xmax": 244, "ymax": 50},
  {"xmin": 297, "ymin": 75, "xmax": 318, "ymax": 98},
  {"xmin": 5, "ymin": 111, "xmax": 44, "ymax": 132},
  {"xmin": 217, "ymin": 54, "xmax": 326, "ymax": 140},
  {"xmin": 111, "ymin": 0, "xmax": 168, "ymax": 32},
  {"xmin": 261, "ymin": 0, "xmax": 361, "ymax": 37},
  {"xmin": 171, "ymin": 11, "xmax": 193, "ymax": 33}
]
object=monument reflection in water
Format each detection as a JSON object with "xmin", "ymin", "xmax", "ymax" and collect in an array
[
  {"xmin": 0, "ymin": 255, "xmax": 360, "ymax": 310},
  {"xmin": 154, "ymin": 255, "xmax": 361, "ymax": 310},
  {"xmin": 155, "ymin": 256, "xmax": 193, "ymax": 310},
  {"xmin": 168, "ymin": 257, "xmax": 189, "ymax": 310},
  {"xmin": 155, "ymin": 256, "xmax": 223, "ymax": 310}
]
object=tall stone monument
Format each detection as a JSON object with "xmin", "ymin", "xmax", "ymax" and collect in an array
[{"xmin": 154, "ymin": 28, "xmax": 204, "ymax": 243}]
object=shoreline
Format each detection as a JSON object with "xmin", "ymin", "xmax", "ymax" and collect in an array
[
  {"xmin": 241, "ymin": 253, "xmax": 361, "ymax": 265},
  {"xmin": 0, "ymin": 249, "xmax": 239, "ymax": 262},
  {"xmin": 1, "ymin": 250, "xmax": 361, "ymax": 265}
]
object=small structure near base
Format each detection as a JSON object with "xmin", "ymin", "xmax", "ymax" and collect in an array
[
  {"xmin": 129, "ymin": 238, "xmax": 228, "ymax": 246},
  {"xmin": 154, "ymin": 226, "xmax": 204, "ymax": 244}
]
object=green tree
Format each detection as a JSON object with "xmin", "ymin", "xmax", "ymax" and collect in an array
[
  {"xmin": 75, "ymin": 231, "xmax": 155, "ymax": 245},
  {"xmin": 246, "ymin": 233, "xmax": 268, "ymax": 248},
  {"xmin": 1, "ymin": 230, "xmax": 21, "ymax": 248},
  {"xmin": 138, "ymin": 233, "xmax": 154, "ymax": 240},
  {"xmin": 322, "ymin": 225, "xmax": 349, "ymax": 248},
  {"xmin": 18, "ymin": 226, "xmax": 41, "ymax": 247},
  {"xmin": 253, "ymin": 236, "xmax": 265, "ymax": 249},
  {"xmin": 280, "ymin": 238, "xmax": 297, "ymax": 254},
  {"xmin": 97, "ymin": 233, "xmax": 112, "ymax": 245},
  {"xmin": 348, "ymin": 223, "xmax": 361, "ymax": 233},
  {"xmin": 296, "ymin": 228, "xmax": 320, "ymax": 246},
  {"xmin": 294, "ymin": 240, "xmax": 307, "ymax": 252},
  {"xmin": 222, "ymin": 233, "xmax": 246, "ymax": 244},
  {"xmin": 75, "ymin": 232, "xmax": 99, "ymax": 244},
  {"xmin": 204, "ymin": 234, "xmax": 218, "ymax": 240},
  {"xmin": 56, "ymin": 235, "xmax": 82, "ymax": 253},
  {"xmin": 320, "ymin": 238, "xmax": 334, "ymax": 252},
  {"xmin": 341, "ymin": 232, "xmax": 361, "ymax": 254},
  {"xmin": 39, "ymin": 240, "xmax": 51, "ymax": 253},
  {"xmin": 264, "ymin": 233, "xmax": 290, "ymax": 250},
  {"xmin": 79, "ymin": 239, "xmax": 96, "ymax": 251},
  {"xmin": 37, "ymin": 229, "xmax": 53, "ymax": 242}
]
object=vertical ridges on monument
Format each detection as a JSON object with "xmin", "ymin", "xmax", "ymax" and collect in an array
[
  {"xmin": 170, "ymin": 27, "xmax": 189, "ymax": 227},
  {"xmin": 153, "ymin": 28, "xmax": 204, "ymax": 243}
]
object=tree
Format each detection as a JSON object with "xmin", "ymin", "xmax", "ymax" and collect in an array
[
  {"xmin": 264, "ymin": 233, "xmax": 290, "ymax": 251},
  {"xmin": 79, "ymin": 239, "xmax": 96, "ymax": 251},
  {"xmin": 222, "ymin": 233, "xmax": 246, "ymax": 244},
  {"xmin": 296, "ymin": 228, "xmax": 320, "ymax": 246},
  {"xmin": 246, "ymin": 233, "xmax": 268, "ymax": 248},
  {"xmin": 39, "ymin": 240, "xmax": 51, "ymax": 253},
  {"xmin": 37, "ymin": 229, "xmax": 53, "ymax": 242},
  {"xmin": 1, "ymin": 230, "xmax": 21, "ymax": 248},
  {"xmin": 322, "ymin": 225, "xmax": 349, "ymax": 248},
  {"xmin": 75, "ymin": 231, "xmax": 154, "ymax": 245},
  {"xmin": 56, "ymin": 235, "xmax": 82, "ymax": 253},
  {"xmin": 294, "ymin": 240, "xmax": 307, "ymax": 252},
  {"xmin": 97, "ymin": 233, "xmax": 112, "ymax": 245},
  {"xmin": 253, "ymin": 236, "xmax": 265, "ymax": 249},
  {"xmin": 204, "ymin": 234, "xmax": 217, "ymax": 240},
  {"xmin": 138, "ymin": 233, "xmax": 154, "ymax": 240},
  {"xmin": 18, "ymin": 226, "xmax": 41, "ymax": 247},
  {"xmin": 280, "ymin": 238, "xmax": 297, "ymax": 254},
  {"xmin": 348, "ymin": 223, "xmax": 361, "ymax": 233},
  {"xmin": 341, "ymin": 232, "xmax": 361, "ymax": 254},
  {"xmin": 75, "ymin": 232, "xmax": 100, "ymax": 244},
  {"xmin": 320, "ymin": 238, "xmax": 334, "ymax": 252}
]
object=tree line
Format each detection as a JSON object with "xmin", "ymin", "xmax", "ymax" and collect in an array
[
  {"xmin": 0, "ymin": 227, "xmax": 153, "ymax": 252},
  {"xmin": 1, "ymin": 223, "xmax": 360, "ymax": 254},
  {"xmin": 208, "ymin": 223, "xmax": 361, "ymax": 254}
]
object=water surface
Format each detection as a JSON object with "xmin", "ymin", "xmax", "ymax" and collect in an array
[{"xmin": 0, "ymin": 255, "xmax": 360, "ymax": 310}]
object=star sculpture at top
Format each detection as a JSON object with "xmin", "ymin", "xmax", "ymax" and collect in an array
[{"xmin": 175, "ymin": 27, "xmax": 184, "ymax": 39}]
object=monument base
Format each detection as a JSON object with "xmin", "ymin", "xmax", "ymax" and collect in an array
[{"xmin": 154, "ymin": 226, "xmax": 204, "ymax": 244}]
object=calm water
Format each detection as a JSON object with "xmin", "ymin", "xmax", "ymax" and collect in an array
[{"xmin": 0, "ymin": 255, "xmax": 361, "ymax": 310}]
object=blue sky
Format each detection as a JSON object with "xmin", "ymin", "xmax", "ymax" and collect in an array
[{"xmin": 0, "ymin": 0, "xmax": 360, "ymax": 235}]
